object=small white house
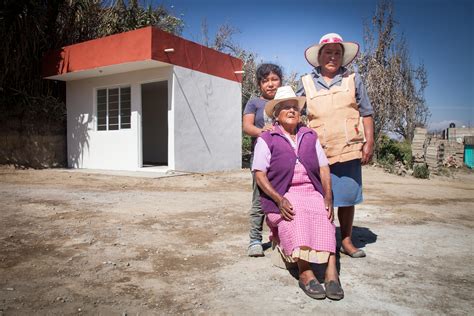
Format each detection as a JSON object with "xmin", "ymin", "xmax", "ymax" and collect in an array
[{"xmin": 43, "ymin": 26, "xmax": 243, "ymax": 173}]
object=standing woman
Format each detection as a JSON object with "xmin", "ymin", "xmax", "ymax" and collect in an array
[
  {"xmin": 243, "ymin": 63, "xmax": 282, "ymax": 257},
  {"xmin": 297, "ymin": 33, "xmax": 374, "ymax": 258}
]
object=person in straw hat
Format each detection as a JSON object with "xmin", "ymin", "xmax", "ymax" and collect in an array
[
  {"xmin": 252, "ymin": 86, "xmax": 344, "ymax": 300},
  {"xmin": 297, "ymin": 33, "xmax": 374, "ymax": 258}
]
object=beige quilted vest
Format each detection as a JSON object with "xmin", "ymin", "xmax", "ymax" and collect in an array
[{"xmin": 302, "ymin": 72, "xmax": 365, "ymax": 164}]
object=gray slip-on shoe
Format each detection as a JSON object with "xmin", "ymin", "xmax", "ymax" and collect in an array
[
  {"xmin": 248, "ymin": 243, "xmax": 264, "ymax": 257},
  {"xmin": 325, "ymin": 280, "xmax": 344, "ymax": 300},
  {"xmin": 299, "ymin": 279, "xmax": 326, "ymax": 300},
  {"xmin": 340, "ymin": 246, "xmax": 366, "ymax": 258}
]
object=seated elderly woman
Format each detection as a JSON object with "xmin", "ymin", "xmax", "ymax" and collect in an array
[{"xmin": 252, "ymin": 86, "xmax": 344, "ymax": 300}]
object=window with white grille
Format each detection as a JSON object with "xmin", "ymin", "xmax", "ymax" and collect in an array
[{"xmin": 97, "ymin": 86, "xmax": 131, "ymax": 131}]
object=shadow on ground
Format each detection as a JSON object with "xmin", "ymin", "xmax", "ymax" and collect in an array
[{"xmin": 282, "ymin": 226, "xmax": 378, "ymax": 283}]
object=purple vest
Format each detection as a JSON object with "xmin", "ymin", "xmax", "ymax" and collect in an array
[{"xmin": 259, "ymin": 125, "xmax": 324, "ymax": 214}]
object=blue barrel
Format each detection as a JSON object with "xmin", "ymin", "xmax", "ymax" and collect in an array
[{"xmin": 465, "ymin": 145, "xmax": 474, "ymax": 169}]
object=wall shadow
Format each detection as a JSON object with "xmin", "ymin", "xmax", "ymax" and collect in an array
[
  {"xmin": 0, "ymin": 111, "xmax": 92, "ymax": 170},
  {"xmin": 336, "ymin": 226, "xmax": 378, "ymax": 250},
  {"xmin": 334, "ymin": 226, "xmax": 378, "ymax": 278},
  {"xmin": 280, "ymin": 226, "xmax": 377, "ymax": 283},
  {"xmin": 68, "ymin": 113, "xmax": 92, "ymax": 168}
]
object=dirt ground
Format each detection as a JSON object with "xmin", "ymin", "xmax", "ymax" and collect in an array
[{"xmin": 0, "ymin": 165, "xmax": 473, "ymax": 315}]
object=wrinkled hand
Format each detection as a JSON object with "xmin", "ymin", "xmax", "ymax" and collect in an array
[
  {"xmin": 361, "ymin": 141, "xmax": 374, "ymax": 165},
  {"xmin": 278, "ymin": 197, "xmax": 294, "ymax": 221},
  {"xmin": 324, "ymin": 196, "xmax": 334, "ymax": 222}
]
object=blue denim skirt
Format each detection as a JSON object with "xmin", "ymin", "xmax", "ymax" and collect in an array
[{"xmin": 330, "ymin": 159, "xmax": 363, "ymax": 207}]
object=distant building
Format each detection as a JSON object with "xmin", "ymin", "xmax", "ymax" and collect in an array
[
  {"xmin": 420, "ymin": 125, "xmax": 474, "ymax": 169},
  {"xmin": 446, "ymin": 127, "xmax": 474, "ymax": 143},
  {"xmin": 442, "ymin": 124, "xmax": 474, "ymax": 169},
  {"xmin": 464, "ymin": 136, "xmax": 474, "ymax": 169}
]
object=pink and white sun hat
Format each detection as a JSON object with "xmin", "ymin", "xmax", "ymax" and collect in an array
[{"xmin": 304, "ymin": 33, "xmax": 360, "ymax": 67}]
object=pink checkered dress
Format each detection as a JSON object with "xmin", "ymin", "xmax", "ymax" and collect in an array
[{"xmin": 266, "ymin": 162, "xmax": 336, "ymax": 259}]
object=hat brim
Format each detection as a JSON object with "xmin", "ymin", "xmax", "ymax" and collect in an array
[
  {"xmin": 304, "ymin": 42, "xmax": 359, "ymax": 67},
  {"xmin": 265, "ymin": 97, "xmax": 306, "ymax": 118}
]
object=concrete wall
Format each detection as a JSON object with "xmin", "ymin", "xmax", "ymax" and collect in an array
[
  {"xmin": 66, "ymin": 66, "xmax": 172, "ymax": 170},
  {"xmin": 172, "ymin": 66, "xmax": 242, "ymax": 172},
  {"xmin": 66, "ymin": 65, "xmax": 241, "ymax": 172},
  {"xmin": 447, "ymin": 128, "xmax": 474, "ymax": 143}
]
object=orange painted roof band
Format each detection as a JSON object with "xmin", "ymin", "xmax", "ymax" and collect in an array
[{"xmin": 42, "ymin": 26, "xmax": 243, "ymax": 83}]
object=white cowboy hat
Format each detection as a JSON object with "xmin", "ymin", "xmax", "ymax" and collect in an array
[
  {"xmin": 304, "ymin": 33, "xmax": 359, "ymax": 67},
  {"xmin": 264, "ymin": 86, "xmax": 306, "ymax": 118}
]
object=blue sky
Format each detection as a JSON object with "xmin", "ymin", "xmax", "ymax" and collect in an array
[{"xmin": 157, "ymin": 0, "xmax": 473, "ymax": 131}]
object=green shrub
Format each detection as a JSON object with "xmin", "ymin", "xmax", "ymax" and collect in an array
[
  {"xmin": 397, "ymin": 141, "xmax": 413, "ymax": 168},
  {"xmin": 377, "ymin": 135, "xmax": 413, "ymax": 168},
  {"xmin": 242, "ymin": 134, "xmax": 252, "ymax": 154},
  {"xmin": 385, "ymin": 153, "xmax": 396, "ymax": 165},
  {"xmin": 413, "ymin": 163, "xmax": 430, "ymax": 179}
]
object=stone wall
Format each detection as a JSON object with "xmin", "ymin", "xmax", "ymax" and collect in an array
[
  {"xmin": 412, "ymin": 128, "xmax": 427, "ymax": 164},
  {"xmin": 425, "ymin": 138, "xmax": 464, "ymax": 169},
  {"xmin": 412, "ymin": 127, "xmax": 470, "ymax": 170},
  {"xmin": 0, "ymin": 132, "xmax": 66, "ymax": 168},
  {"xmin": 439, "ymin": 140, "xmax": 464, "ymax": 168},
  {"xmin": 425, "ymin": 138, "xmax": 440, "ymax": 169}
]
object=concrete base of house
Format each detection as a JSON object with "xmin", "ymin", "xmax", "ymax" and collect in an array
[{"xmin": 57, "ymin": 167, "xmax": 188, "ymax": 179}]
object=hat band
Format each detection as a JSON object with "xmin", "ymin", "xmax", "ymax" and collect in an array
[{"xmin": 320, "ymin": 37, "xmax": 342, "ymax": 44}]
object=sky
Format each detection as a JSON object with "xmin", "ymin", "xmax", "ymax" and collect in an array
[{"xmin": 156, "ymin": 0, "xmax": 473, "ymax": 131}]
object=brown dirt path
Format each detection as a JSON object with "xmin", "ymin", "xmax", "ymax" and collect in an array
[{"xmin": 0, "ymin": 166, "xmax": 473, "ymax": 315}]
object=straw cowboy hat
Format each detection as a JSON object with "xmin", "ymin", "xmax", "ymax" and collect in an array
[
  {"xmin": 305, "ymin": 33, "xmax": 359, "ymax": 67},
  {"xmin": 264, "ymin": 86, "xmax": 306, "ymax": 118}
]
